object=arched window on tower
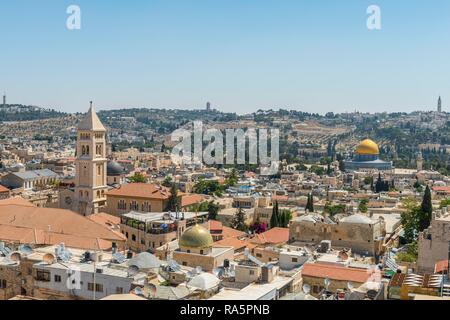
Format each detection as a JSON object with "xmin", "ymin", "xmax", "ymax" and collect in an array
[
  {"xmin": 82, "ymin": 146, "xmax": 86, "ymax": 156},
  {"xmin": 86, "ymin": 146, "xmax": 90, "ymax": 155}
]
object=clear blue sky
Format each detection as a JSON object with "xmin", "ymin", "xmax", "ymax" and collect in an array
[{"xmin": 0, "ymin": 0, "xmax": 449, "ymax": 114}]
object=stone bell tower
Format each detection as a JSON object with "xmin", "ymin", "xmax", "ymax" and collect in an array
[{"xmin": 74, "ymin": 102, "xmax": 108, "ymax": 215}]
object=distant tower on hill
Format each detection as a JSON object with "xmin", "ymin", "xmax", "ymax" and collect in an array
[
  {"xmin": 206, "ymin": 102, "xmax": 211, "ymax": 111},
  {"xmin": 417, "ymin": 152, "xmax": 423, "ymax": 171},
  {"xmin": 2, "ymin": 93, "xmax": 5, "ymax": 108},
  {"xmin": 438, "ymin": 96, "xmax": 442, "ymax": 113}
]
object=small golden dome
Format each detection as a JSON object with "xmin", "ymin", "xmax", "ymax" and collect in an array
[
  {"xmin": 179, "ymin": 224, "xmax": 213, "ymax": 249},
  {"xmin": 356, "ymin": 139, "xmax": 379, "ymax": 155}
]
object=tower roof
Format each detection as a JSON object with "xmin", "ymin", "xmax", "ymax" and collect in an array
[{"xmin": 78, "ymin": 102, "xmax": 106, "ymax": 131}]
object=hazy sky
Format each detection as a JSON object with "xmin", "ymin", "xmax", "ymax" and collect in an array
[{"xmin": 0, "ymin": 0, "xmax": 449, "ymax": 114}]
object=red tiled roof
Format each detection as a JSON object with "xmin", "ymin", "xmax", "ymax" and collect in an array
[
  {"xmin": 435, "ymin": 260, "xmax": 449, "ymax": 273},
  {"xmin": 302, "ymin": 263, "xmax": 373, "ymax": 283},
  {"xmin": 106, "ymin": 183, "xmax": 203, "ymax": 207},
  {"xmin": 0, "ymin": 197, "xmax": 125, "ymax": 250},
  {"xmin": 207, "ymin": 220, "xmax": 223, "ymax": 231},
  {"xmin": 180, "ymin": 194, "xmax": 204, "ymax": 208},
  {"xmin": 0, "ymin": 185, "xmax": 10, "ymax": 193},
  {"xmin": 251, "ymin": 227, "xmax": 289, "ymax": 245},
  {"xmin": 432, "ymin": 186, "xmax": 450, "ymax": 193},
  {"xmin": 213, "ymin": 237, "xmax": 256, "ymax": 251},
  {"xmin": 272, "ymin": 195, "xmax": 288, "ymax": 202},
  {"xmin": 222, "ymin": 226, "xmax": 246, "ymax": 239},
  {"xmin": 106, "ymin": 183, "xmax": 171, "ymax": 199}
]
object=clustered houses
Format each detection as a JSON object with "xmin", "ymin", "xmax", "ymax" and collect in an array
[{"xmin": 2, "ymin": 106, "xmax": 450, "ymax": 301}]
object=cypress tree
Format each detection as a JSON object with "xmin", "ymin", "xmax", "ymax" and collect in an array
[
  {"xmin": 270, "ymin": 201, "xmax": 280, "ymax": 228},
  {"xmin": 305, "ymin": 193, "xmax": 314, "ymax": 212},
  {"xmin": 419, "ymin": 185, "xmax": 433, "ymax": 230}
]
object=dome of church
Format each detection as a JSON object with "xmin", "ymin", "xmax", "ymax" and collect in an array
[
  {"xmin": 355, "ymin": 139, "xmax": 379, "ymax": 155},
  {"xmin": 107, "ymin": 160, "xmax": 125, "ymax": 176},
  {"xmin": 179, "ymin": 224, "xmax": 213, "ymax": 249}
]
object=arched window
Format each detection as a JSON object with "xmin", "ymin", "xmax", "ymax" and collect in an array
[
  {"xmin": 82, "ymin": 146, "xmax": 86, "ymax": 155},
  {"xmin": 86, "ymin": 146, "xmax": 90, "ymax": 155}
]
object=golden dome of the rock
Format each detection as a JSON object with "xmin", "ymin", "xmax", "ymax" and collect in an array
[
  {"xmin": 355, "ymin": 139, "xmax": 379, "ymax": 155},
  {"xmin": 179, "ymin": 224, "xmax": 213, "ymax": 249}
]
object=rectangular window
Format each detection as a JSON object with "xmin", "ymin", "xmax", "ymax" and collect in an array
[
  {"xmin": 36, "ymin": 270, "xmax": 51, "ymax": 282},
  {"xmin": 54, "ymin": 275, "xmax": 62, "ymax": 282},
  {"xmin": 88, "ymin": 283, "xmax": 104, "ymax": 292},
  {"xmin": 292, "ymin": 258, "xmax": 298, "ymax": 263},
  {"xmin": 249, "ymin": 270, "xmax": 255, "ymax": 275},
  {"xmin": 116, "ymin": 287, "xmax": 124, "ymax": 294}
]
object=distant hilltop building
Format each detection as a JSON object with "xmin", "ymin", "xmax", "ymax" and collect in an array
[
  {"xmin": 344, "ymin": 139, "xmax": 393, "ymax": 171},
  {"xmin": 206, "ymin": 101, "xmax": 211, "ymax": 111},
  {"xmin": 438, "ymin": 96, "xmax": 442, "ymax": 113},
  {"xmin": 2, "ymin": 93, "xmax": 5, "ymax": 108}
]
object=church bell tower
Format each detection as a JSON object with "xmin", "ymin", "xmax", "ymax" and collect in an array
[{"xmin": 74, "ymin": 102, "xmax": 108, "ymax": 215}]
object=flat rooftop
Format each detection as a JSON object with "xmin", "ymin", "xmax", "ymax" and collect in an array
[
  {"xmin": 123, "ymin": 211, "xmax": 208, "ymax": 223},
  {"xmin": 209, "ymin": 276, "xmax": 292, "ymax": 300}
]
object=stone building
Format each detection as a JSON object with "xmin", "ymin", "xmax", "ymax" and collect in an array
[
  {"xmin": 417, "ymin": 214, "xmax": 450, "ymax": 273},
  {"xmin": 172, "ymin": 224, "xmax": 234, "ymax": 272},
  {"xmin": 120, "ymin": 211, "xmax": 208, "ymax": 252},
  {"xmin": 105, "ymin": 183, "xmax": 204, "ymax": 216},
  {"xmin": 289, "ymin": 214, "xmax": 386, "ymax": 257}
]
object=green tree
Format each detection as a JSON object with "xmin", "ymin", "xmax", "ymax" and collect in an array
[
  {"xmin": 225, "ymin": 169, "xmax": 239, "ymax": 187},
  {"xmin": 162, "ymin": 176, "xmax": 173, "ymax": 187},
  {"xmin": 305, "ymin": 193, "xmax": 314, "ymax": 212},
  {"xmin": 358, "ymin": 199, "xmax": 369, "ymax": 213},
  {"xmin": 207, "ymin": 201, "xmax": 220, "ymax": 220},
  {"xmin": 166, "ymin": 183, "xmax": 180, "ymax": 212},
  {"xmin": 193, "ymin": 178, "xmax": 224, "ymax": 197},
  {"xmin": 270, "ymin": 202, "xmax": 280, "ymax": 228},
  {"xmin": 279, "ymin": 209, "xmax": 292, "ymax": 228},
  {"xmin": 419, "ymin": 185, "xmax": 433, "ymax": 230},
  {"xmin": 232, "ymin": 208, "xmax": 248, "ymax": 232},
  {"xmin": 440, "ymin": 198, "xmax": 450, "ymax": 209},
  {"xmin": 128, "ymin": 172, "xmax": 146, "ymax": 183}
]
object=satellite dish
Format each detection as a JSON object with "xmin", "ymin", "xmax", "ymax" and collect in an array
[
  {"xmin": 43, "ymin": 253, "xmax": 56, "ymax": 264},
  {"xmin": 303, "ymin": 284, "xmax": 311, "ymax": 295},
  {"xmin": 134, "ymin": 287, "xmax": 144, "ymax": 296},
  {"xmin": 9, "ymin": 252, "xmax": 21, "ymax": 262},
  {"xmin": 324, "ymin": 278, "xmax": 331, "ymax": 289},
  {"xmin": 128, "ymin": 265, "xmax": 140, "ymax": 276},
  {"xmin": 347, "ymin": 282, "xmax": 354, "ymax": 291},
  {"xmin": 19, "ymin": 244, "xmax": 33, "ymax": 255}
]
